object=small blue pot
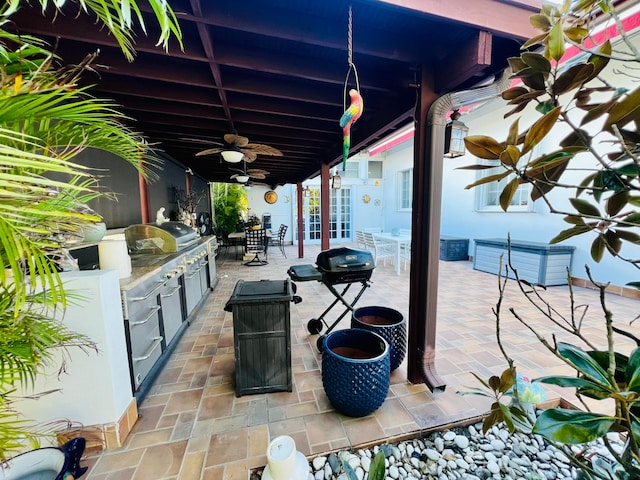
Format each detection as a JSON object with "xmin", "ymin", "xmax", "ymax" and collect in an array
[{"xmin": 322, "ymin": 328, "xmax": 390, "ymax": 417}]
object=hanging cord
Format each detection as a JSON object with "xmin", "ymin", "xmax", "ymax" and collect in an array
[{"xmin": 343, "ymin": 5, "xmax": 360, "ymax": 111}]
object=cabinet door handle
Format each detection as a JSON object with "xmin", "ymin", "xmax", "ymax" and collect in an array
[
  {"xmin": 131, "ymin": 305, "xmax": 161, "ymax": 326},
  {"xmin": 133, "ymin": 336, "xmax": 163, "ymax": 362},
  {"xmin": 130, "ymin": 282, "xmax": 164, "ymax": 301},
  {"xmin": 161, "ymin": 286, "xmax": 181, "ymax": 298}
]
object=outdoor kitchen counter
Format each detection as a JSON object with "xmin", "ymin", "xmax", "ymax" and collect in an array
[{"xmin": 120, "ymin": 236, "xmax": 217, "ymax": 290}]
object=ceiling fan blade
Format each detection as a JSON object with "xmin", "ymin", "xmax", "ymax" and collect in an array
[
  {"xmin": 179, "ymin": 137, "xmax": 222, "ymax": 145},
  {"xmin": 242, "ymin": 151, "xmax": 258, "ymax": 162},
  {"xmin": 224, "ymin": 133, "xmax": 249, "ymax": 147},
  {"xmin": 247, "ymin": 168, "xmax": 269, "ymax": 175},
  {"xmin": 244, "ymin": 143, "xmax": 283, "ymax": 156},
  {"xmin": 196, "ymin": 147, "xmax": 223, "ymax": 156},
  {"xmin": 250, "ymin": 173, "xmax": 266, "ymax": 180}
]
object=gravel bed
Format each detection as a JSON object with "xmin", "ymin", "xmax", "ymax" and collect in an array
[{"xmin": 251, "ymin": 419, "xmax": 626, "ymax": 480}]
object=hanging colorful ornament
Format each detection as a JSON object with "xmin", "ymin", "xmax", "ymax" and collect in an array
[{"xmin": 339, "ymin": 6, "xmax": 364, "ymax": 170}]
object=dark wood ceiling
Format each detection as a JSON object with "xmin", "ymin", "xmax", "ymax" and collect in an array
[{"xmin": 11, "ymin": 0, "xmax": 538, "ymax": 187}]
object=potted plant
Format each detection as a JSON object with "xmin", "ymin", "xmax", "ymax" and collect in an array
[
  {"xmin": 0, "ymin": 0, "xmax": 182, "ymax": 465},
  {"xmin": 459, "ymin": 1, "xmax": 640, "ymax": 477}
]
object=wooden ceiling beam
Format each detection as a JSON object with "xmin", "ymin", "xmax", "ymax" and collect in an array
[
  {"xmin": 435, "ymin": 30, "xmax": 494, "ymax": 93},
  {"xmin": 376, "ymin": 0, "xmax": 538, "ymax": 40}
]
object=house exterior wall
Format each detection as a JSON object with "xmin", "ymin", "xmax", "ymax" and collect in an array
[{"xmin": 369, "ymin": 51, "xmax": 640, "ymax": 289}]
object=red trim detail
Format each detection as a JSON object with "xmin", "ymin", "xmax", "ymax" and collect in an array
[{"xmin": 369, "ymin": 130, "xmax": 414, "ymax": 156}]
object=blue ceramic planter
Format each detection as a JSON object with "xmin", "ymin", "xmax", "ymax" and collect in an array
[
  {"xmin": 352, "ymin": 306, "xmax": 406, "ymax": 371},
  {"xmin": 322, "ymin": 329, "xmax": 390, "ymax": 417}
]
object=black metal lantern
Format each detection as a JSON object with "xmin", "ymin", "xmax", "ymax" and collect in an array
[
  {"xmin": 331, "ymin": 173, "xmax": 342, "ymax": 190},
  {"xmin": 444, "ymin": 110, "xmax": 468, "ymax": 158}
]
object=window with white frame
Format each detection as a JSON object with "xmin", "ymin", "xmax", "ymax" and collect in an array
[
  {"xmin": 397, "ymin": 168, "xmax": 413, "ymax": 211},
  {"xmin": 368, "ymin": 160, "xmax": 383, "ymax": 178},
  {"xmin": 475, "ymin": 157, "xmax": 534, "ymax": 212}
]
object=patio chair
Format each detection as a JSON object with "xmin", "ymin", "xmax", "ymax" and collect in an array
[
  {"xmin": 271, "ymin": 224, "xmax": 288, "ymax": 258},
  {"xmin": 363, "ymin": 232, "xmax": 394, "ymax": 267},
  {"xmin": 244, "ymin": 228, "xmax": 268, "ymax": 266},
  {"xmin": 355, "ymin": 230, "xmax": 366, "ymax": 249}
]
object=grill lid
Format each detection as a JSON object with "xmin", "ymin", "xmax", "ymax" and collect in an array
[
  {"xmin": 125, "ymin": 222, "xmax": 198, "ymax": 254},
  {"xmin": 316, "ymin": 248, "xmax": 374, "ymax": 285}
]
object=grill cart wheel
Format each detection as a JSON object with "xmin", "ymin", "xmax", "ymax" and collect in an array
[
  {"xmin": 308, "ymin": 318, "xmax": 323, "ymax": 334},
  {"xmin": 316, "ymin": 335, "xmax": 325, "ymax": 352}
]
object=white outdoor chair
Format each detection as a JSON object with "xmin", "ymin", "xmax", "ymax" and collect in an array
[
  {"xmin": 355, "ymin": 230, "xmax": 366, "ymax": 249},
  {"xmin": 363, "ymin": 232, "xmax": 395, "ymax": 267}
]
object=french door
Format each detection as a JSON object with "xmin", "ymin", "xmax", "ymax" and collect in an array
[{"xmin": 296, "ymin": 187, "xmax": 352, "ymax": 243}]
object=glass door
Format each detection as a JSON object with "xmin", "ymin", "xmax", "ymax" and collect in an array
[{"xmin": 295, "ymin": 187, "xmax": 352, "ymax": 243}]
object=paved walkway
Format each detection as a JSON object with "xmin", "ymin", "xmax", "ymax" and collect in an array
[{"xmin": 84, "ymin": 243, "xmax": 639, "ymax": 479}]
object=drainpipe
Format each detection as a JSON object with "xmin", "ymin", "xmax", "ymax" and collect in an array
[{"xmin": 410, "ymin": 69, "xmax": 511, "ymax": 391}]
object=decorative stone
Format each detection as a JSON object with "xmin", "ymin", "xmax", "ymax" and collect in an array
[
  {"xmin": 312, "ymin": 456, "xmax": 326, "ymax": 471},
  {"xmin": 454, "ymin": 435, "xmax": 470, "ymax": 449}
]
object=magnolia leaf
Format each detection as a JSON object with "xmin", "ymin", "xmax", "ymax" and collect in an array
[
  {"xmin": 587, "ymin": 40, "xmax": 612, "ymax": 81},
  {"xmin": 591, "ymin": 235, "xmax": 606, "ymax": 262},
  {"xmin": 570, "ymin": 198, "xmax": 601, "ymax": 217},
  {"xmin": 547, "ymin": 22, "xmax": 566, "ymax": 61},
  {"xmin": 483, "ymin": 403, "xmax": 503, "ymax": 433},
  {"xmin": 615, "ymin": 163, "xmax": 640, "ymax": 176},
  {"xmin": 535, "ymin": 101, "xmax": 557, "ymax": 115},
  {"xmin": 564, "ymin": 27, "xmax": 588, "ymax": 43},
  {"xmin": 627, "ymin": 281, "xmax": 640, "ymax": 290},
  {"xmin": 522, "ymin": 32, "xmax": 550, "ymax": 50},
  {"xmin": 522, "ymin": 52, "xmax": 551, "ymax": 74},
  {"xmin": 488, "ymin": 375, "xmax": 501, "ymax": 392},
  {"xmin": 498, "ymin": 402, "xmax": 516, "ymax": 433},
  {"xmin": 533, "ymin": 408, "xmax": 616, "ymax": 444},
  {"xmin": 456, "ymin": 164, "xmax": 498, "ymax": 171},
  {"xmin": 506, "ymin": 118, "xmax": 520, "ymax": 146},
  {"xmin": 502, "ymin": 87, "xmax": 529, "ymax": 101},
  {"xmin": 580, "ymin": 98, "xmax": 616, "ymax": 126},
  {"xmin": 559, "ymin": 129, "xmax": 591, "ymax": 148},
  {"xmin": 621, "ymin": 213, "xmax": 640, "ymax": 227},
  {"xmin": 630, "ymin": 196, "xmax": 640, "ymax": 207},
  {"xmin": 465, "ymin": 171, "xmax": 512, "ymax": 190},
  {"xmin": 520, "ymin": 70, "xmax": 547, "ymax": 91},
  {"xmin": 523, "ymin": 107, "xmax": 561, "ymax": 154},
  {"xmin": 535, "ymin": 375, "xmax": 610, "ymax": 393},
  {"xmin": 605, "ymin": 191, "xmax": 629, "ymax": 216},
  {"xmin": 626, "ymin": 348, "xmax": 640, "ymax": 393},
  {"xmin": 499, "ymin": 178, "xmax": 521, "ymax": 211},
  {"xmin": 530, "ymin": 14, "xmax": 552, "ymax": 31},
  {"xmin": 500, "ymin": 146, "xmax": 520, "ymax": 168},
  {"xmin": 504, "ymin": 101, "xmax": 529, "ymax": 118},
  {"xmin": 616, "ymin": 230, "xmax": 640, "ymax": 245},
  {"xmin": 605, "ymin": 86, "xmax": 640, "ymax": 130},
  {"xmin": 549, "ymin": 226, "xmax": 591, "ymax": 244},
  {"xmin": 604, "ymin": 230, "xmax": 622, "ymax": 255},
  {"xmin": 507, "ymin": 90, "xmax": 546, "ymax": 106},
  {"xmin": 464, "ymin": 135, "xmax": 504, "ymax": 160},
  {"xmin": 557, "ymin": 342, "xmax": 609, "ymax": 385},
  {"xmin": 563, "ymin": 215, "xmax": 587, "ymax": 226},
  {"xmin": 499, "ymin": 368, "xmax": 516, "ymax": 393},
  {"xmin": 552, "ymin": 64, "xmax": 595, "ymax": 96},
  {"xmin": 508, "ymin": 57, "xmax": 527, "ymax": 75},
  {"xmin": 528, "ymin": 159, "xmax": 570, "ymax": 201}
]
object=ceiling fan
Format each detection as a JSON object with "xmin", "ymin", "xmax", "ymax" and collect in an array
[
  {"xmin": 230, "ymin": 164, "xmax": 270, "ymax": 183},
  {"xmin": 195, "ymin": 131, "xmax": 283, "ymax": 163}
]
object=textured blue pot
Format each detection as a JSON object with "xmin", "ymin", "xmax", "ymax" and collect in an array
[
  {"xmin": 322, "ymin": 329, "xmax": 390, "ymax": 417},
  {"xmin": 352, "ymin": 306, "xmax": 406, "ymax": 371}
]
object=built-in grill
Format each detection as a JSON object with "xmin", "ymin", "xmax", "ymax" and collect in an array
[
  {"xmin": 315, "ymin": 247, "xmax": 375, "ymax": 285},
  {"xmin": 125, "ymin": 222, "xmax": 198, "ymax": 254}
]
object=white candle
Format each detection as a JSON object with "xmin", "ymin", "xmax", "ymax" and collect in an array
[{"xmin": 266, "ymin": 435, "xmax": 297, "ymax": 480}]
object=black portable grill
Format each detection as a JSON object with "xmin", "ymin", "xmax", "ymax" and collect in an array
[{"xmin": 287, "ymin": 247, "xmax": 375, "ymax": 351}]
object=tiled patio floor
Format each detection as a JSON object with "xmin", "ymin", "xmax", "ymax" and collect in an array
[{"xmin": 84, "ymin": 243, "xmax": 639, "ymax": 479}]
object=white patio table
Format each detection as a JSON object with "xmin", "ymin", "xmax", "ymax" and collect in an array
[{"xmin": 372, "ymin": 232, "xmax": 412, "ymax": 274}]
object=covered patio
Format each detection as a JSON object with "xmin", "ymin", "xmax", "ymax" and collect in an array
[
  {"xmin": 81, "ymin": 246, "xmax": 639, "ymax": 478},
  {"xmin": 12, "ymin": 0, "xmax": 542, "ymax": 392}
]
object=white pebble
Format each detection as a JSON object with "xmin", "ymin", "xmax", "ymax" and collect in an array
[
  {"xmin": 443, "ymin": 431, "xmax": 456, "ymax": 441},
  {"xmin": 454, "ymin": 435, "xmax": 469, "ymax": 449},
  {"xmin": 425, "ymin": 448, "xmax": 440, "ymax": 461},
  {"xmin": 312, "ymin": 456, "xmax": 326, "ymax": 471},
  {"xmin": 360, "ymin": 455, "xmax": 370, "ymax": 472},
  {"xmin": 487, "ymin": 460, "xmax": 501, "ymax": 474},
  {"xmin": 389, "ymin": 464, "xmax": 399, "ymax": 479}
]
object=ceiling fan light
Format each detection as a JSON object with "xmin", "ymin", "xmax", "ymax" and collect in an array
[
  {"xmin": 221, "ymin": 150, "xmax": 244, "ymax": 163},
  {"xmin": 235, "ymin": 175, "xmax": 250, "ymax": 183}
]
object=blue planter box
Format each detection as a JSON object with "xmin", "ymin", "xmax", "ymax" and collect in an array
[{"xmin": 473, "ymin": 238, "xmax": 575, "ymax": 286}]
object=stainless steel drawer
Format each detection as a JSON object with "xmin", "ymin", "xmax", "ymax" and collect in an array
[{"xmin": 160, "ymin": 275, "xmax": 183, "ymax": 345}]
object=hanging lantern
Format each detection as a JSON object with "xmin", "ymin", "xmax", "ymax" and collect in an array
[
  {"xmin": 332, "ymin": 173, "xmax": 342, "ymax": 190},
  {"xmin": 444, "ymin": 110, "xmax": 468, "ymax": 158}
]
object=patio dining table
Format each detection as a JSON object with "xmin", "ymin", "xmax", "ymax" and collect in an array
[
  {"xmin": 372, "ymin": 232, "xmax": 411, "ymax": 274},
  {"xmin": 228, "ymin": 229, "xmax": 273, "ymax": 258}
]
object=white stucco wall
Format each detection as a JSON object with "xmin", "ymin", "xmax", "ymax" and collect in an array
[
  {"xmin": 244, "ymin": 184, "xmax": 295, "ymax": 242},
  {"xmin": 372, "ymin": 51, "xmax": 640, "ymax": 288}
]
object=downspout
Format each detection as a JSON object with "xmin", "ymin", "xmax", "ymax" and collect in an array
[{"xmin": 416, "ymin": 70, "xmax": 511, "ymax": 391}]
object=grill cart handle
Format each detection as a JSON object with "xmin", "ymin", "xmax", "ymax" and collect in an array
[{"xmin": 336, "ymin": 262, "xmax": 370, "ymax": 268}]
